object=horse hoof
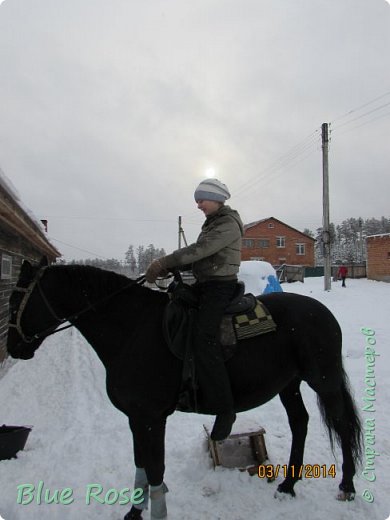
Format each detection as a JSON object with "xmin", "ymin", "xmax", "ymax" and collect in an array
[
  {"xmin": 124, "ymin": 506, "xmax": 143, "ymax": 519},
  {"xmin": 275, "ymin": 482, "xmax": 296, "ymax": 499},
  {"xmin": 274, "ymin": 489, "xmax": 295, "ymax": 500},
  {"xmin": 337, "ymin": 490, "xmax": 355, "ymax": 501}
]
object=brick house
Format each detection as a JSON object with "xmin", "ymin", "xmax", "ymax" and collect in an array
[
  {"xmin": 366, "ymin": 234, "xmax": 390, "ymax": 282},
  {"xmin": 242, "ymin": 217, "xmax": 315, "ymax": 267},
  {"xmin": 0, "ymin": 170, "xmax": 61, "ymax": 361}
]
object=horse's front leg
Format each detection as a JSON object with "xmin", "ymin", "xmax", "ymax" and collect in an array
[
  {"xmin": 124, "ymin": 467, "xmax": 148, "ymax": 520},
  {"xmin": 125, "ymin": 412, "xmax": 169, "ymax": 520},
  {"xmin": 276, "ymin": 381, "xmax": 309, "ymax": 497}
]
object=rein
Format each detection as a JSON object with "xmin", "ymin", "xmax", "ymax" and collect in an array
[{"xmin": 8, "ymin": 267, "xmax": 147, "ymax": 344}]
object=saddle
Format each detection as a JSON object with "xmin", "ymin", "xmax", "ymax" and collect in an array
[{"xmin": 163, "ymin": 281, "xmax": 277, "ymax": 362}]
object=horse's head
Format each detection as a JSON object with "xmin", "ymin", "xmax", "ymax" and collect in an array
[{"xmin": 7, "ymin": 257, "xmax": 54, "ymax": 359}]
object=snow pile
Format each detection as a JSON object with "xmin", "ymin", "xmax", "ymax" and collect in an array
[
  {"xmin": 0, "ymin": 166, "xmax": 55, "ymax": 244},
  {"xmin": 0, "ymin": 166, "xmax": 20, "ymax": 201},
  {"xmin": 0, "ymin": 277, "xmax": 389, "ymax": 520},
  {"xmin": 238, "ymin": 260, "xmax": 282, "ymax": 295}
]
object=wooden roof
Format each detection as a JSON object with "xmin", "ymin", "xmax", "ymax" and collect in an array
[{"xmin": 0, "ymin": 180, "xmax": 61, "ymax": 259}]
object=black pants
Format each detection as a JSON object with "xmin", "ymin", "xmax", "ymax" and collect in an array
[{"xmin": 191, "ymin": 280, "xmax": 237, "ymax": 414}]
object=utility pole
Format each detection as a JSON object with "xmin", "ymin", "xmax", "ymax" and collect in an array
[
  {"xmin": 178, "ymin": 216, "xmax": 182, "ymax": 249},
  {"xmin": 178, "ymin": 216, "xmax": 188, "ymax": 249},
  {"xmin": 322, "ymin": 123, "xmax": 331, "ymax": 291},
  {"xmin": 358, "ymin": 217, "xmax": 363, "ymax": 262}
]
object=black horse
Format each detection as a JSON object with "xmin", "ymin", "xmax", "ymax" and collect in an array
[{"xmin": 7, "ymin": 259, "xmax": 362, "ymax": 519}]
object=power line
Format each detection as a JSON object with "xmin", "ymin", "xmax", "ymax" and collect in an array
[
  {"xmin": 234, "ymin": 139, "xmax": 321, "ymax": 204},
  {"xmin": 236, "ymin": 131, "xmax": 319, "ymax": 188},
  {"xmin": 331, "ymin": 101, "xmax": 390, "ymax": 131},
  {"xmin": 49, "ymin": 237, "xmax": 110, "ymax": 259},
  {"xmin": 181, "ymin": 131, "xmax": 322, "ymax": 219},
  {"xmin": 234, "ymin": 94, "xmax": 390, "ymax": 203},
  {"xmin": 232, "ymin": 129, "xmax": 321, "ymax": 198},
  {"xmin": 40, "ymin": 215, "xmax": 176, "ymax": 223},
  {"xmin": 330, "ymin": 89, "xmax": 390, "ymax": 125},
  {"xmin": 332, "ymin": 109, "xmax": 390, "ymax": 138}
]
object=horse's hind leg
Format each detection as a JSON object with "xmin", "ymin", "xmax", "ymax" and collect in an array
[
  {"xmin": 276, "ymin": 379, "xmax": 309, "ymax": 497},
  {"xmin": 313, "ymin": 381, "xmax": 362, "ymax": 501},
  {"xmin": 125, "ymin": 412, "xmax": 169, "ymax": 519}
]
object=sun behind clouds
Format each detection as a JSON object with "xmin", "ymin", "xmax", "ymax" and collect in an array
[{"xmin": 204, "ymin": 167, "xmax": 217, "ymax": 178}]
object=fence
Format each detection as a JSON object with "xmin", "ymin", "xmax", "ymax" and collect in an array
[
  {"xmin": 276, "ymin": 264, "xmax": 305, "ymax": 283},
  {"xmin": 305, "ymin": 263, "xmax": 366, "ymax": 279}
]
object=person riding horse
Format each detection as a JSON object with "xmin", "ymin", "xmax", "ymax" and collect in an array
[{"xmin": 146, "ymin": 178, "xmax": 243, "ymax": 441}]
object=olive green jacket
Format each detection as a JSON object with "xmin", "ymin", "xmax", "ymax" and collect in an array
[{"xmin": 163, "ymin": 205, "xmax": 243, "ymax": 282}]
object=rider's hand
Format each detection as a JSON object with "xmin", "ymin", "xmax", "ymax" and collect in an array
[{"xmin": 145, "ymin": 258, "xmax": 168, "ymax": 283}]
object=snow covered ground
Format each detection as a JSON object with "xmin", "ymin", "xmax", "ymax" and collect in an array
[{"xmin": 1, "ymin": 276, "xmax": 389, "ymax": 520}]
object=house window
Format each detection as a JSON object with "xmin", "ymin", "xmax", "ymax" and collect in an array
[
  {"xmin": 276, "ymin": 236, "xmax": 285, "ymax": 248},
  {"xmin": 1, "ymin": 254, "xmax": 12, "ymax": 280},
  {"xmin": 242, "ymin": 239, "xmax": 254, "ymax": 248},
  {"xmin": 268, "ymin": 222, "xmax": 274, "ymax": 228},
  {"xmin": 296, "ymin": 243, "xmax": 306, "ymax": 255},
  {"xmin": 258, "ymin": 239, "xmax": 269, "ymax": 248}
]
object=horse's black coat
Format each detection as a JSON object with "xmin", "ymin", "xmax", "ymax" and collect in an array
[{"xmin": 7, "ymin": 261, "xmax": 362, "ymax": 513}]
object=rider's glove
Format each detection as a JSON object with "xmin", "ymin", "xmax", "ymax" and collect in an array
[{"xmin": 145, "ymin": 258, "xmax": 169, "ymax": 283}]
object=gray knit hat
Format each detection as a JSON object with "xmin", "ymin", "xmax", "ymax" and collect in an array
[{"xmin": 194, "ymin": 178, "xmax": 231, "ymax": 203}]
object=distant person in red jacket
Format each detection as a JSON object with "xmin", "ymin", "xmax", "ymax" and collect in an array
[{"xmin": 338, "ymin": 263, "xmax": 348, "ymax": 287}]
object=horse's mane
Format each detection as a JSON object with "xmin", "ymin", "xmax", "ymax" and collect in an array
[{"xmin": 48, "ymin": 264, "xmax": 167, "ymax": 305}]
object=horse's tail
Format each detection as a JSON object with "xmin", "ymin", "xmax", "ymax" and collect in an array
[{"xmin": 317, "ymin": 367, "xmax": 363, "ymax": 466}]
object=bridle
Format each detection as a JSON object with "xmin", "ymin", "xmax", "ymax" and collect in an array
[
  {"xmin": 8, "ymin": 266, "xmax": 66, "ymax": 344},
  {"xmin": 8, "ymin": 266, "xmax": 147, "ymax": 344}
]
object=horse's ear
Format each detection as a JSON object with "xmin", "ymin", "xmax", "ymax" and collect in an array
[
  {"xmin": 38, "ymin": 256, "xmax": 49, "ymax": 268},
  {"xmin": 20, "ymin": 260, "xmax": 34, "ymax": 279}
]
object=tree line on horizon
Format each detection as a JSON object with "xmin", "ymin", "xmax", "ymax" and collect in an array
[
  {"xmin": 64, "ymin": 243, "xmax": 166, "ymax": 276},
  {"xmin": 62, "ymin": 216, "xmax": 389, "ymax": 271},
  {"xmin": 312, "ymin": 216, "xmax": 390, "ymax": 264}
]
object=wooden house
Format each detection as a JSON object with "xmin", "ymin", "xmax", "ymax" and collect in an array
[{"xmin": 0, "ymin": 171, "xmax": 60, "ymax": 361}]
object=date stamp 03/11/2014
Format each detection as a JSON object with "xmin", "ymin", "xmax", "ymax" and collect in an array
[{"xmin": 257, "ymin": 464, "xmax": 336, "ymax": 480}]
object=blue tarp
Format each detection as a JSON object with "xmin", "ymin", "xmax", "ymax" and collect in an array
[{"xmin": 262, "ymin": 274, "xmax": 283, "ymax": 294}]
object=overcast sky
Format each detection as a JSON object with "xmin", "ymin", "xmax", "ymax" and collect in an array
[{"xmin": 0, "ymin": 0, "xmax": 389, "ymax": 262}]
